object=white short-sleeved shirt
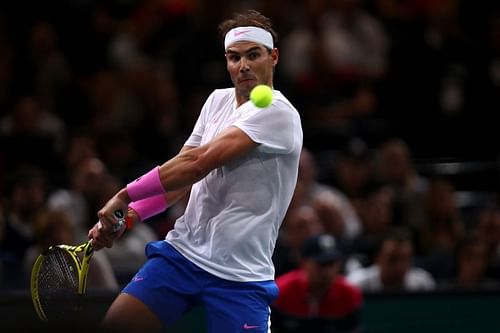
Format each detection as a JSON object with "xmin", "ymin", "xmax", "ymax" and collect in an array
[
  {"xmin": 166, "ymin": 88, "xmax": 303, "ymax": 282},
  {"xmin": 346, "ymin": 265, "xmax": 436, "ymax": 292}
]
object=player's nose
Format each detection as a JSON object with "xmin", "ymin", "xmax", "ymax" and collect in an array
[{"xmin": 239, "ymin": 57, "xmax": 250, "ymax": 72}]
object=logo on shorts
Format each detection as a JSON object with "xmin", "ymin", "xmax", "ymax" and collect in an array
[
  {"xmin": 243, "ymin": 323, "xmax": 259, "ymax": 330},
  {"xmin": 132, "ymin": 275, "xmax": 144, "ymax": 283}
]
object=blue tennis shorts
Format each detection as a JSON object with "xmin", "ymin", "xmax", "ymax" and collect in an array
[{"xmin": 123, "ymin": 240, "xmax": 279, "ymax": 333}]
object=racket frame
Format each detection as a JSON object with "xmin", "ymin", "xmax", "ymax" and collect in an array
[
  {"xmin": 30, "ymin": 241, "xmax": 94, "ymax": 321},
  {"xmin": 30, "ymin": 216, "xmax": 123, "ymax": 321}
]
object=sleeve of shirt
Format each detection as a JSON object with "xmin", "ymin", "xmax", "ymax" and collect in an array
[{"xmin": 233, "ymin": 100, "xmax": 301, "ymax": 154}]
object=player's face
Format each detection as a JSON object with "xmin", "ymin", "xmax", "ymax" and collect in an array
[{"xmin": 225, "ymin": 41, "xmax": 278, "ymax": 102}]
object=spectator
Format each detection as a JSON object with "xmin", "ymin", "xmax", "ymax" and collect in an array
[
  {"xmin": 296, "ymin": 147, "xmax": 334, "ymax": 206},
  {"xmin": 85, "ymin": 69, "xmax": 143, "ymax": 137},
  {"xmin": 439, "ymin": 232, "xmax": 500, "ymax": 290},
  {"xmin": 273, "ymin": 233, "xmax": 363, "ymax": 333},
  {"xmin": 48, "ymin": 157, "xmax": 114, "ymax": 238},
  {"xmin": 474, "ymin": 195, "xmax": 500, "ymax": 280},
  {"xmin": 413, "ymin": 176, "xmax": 465, "ymax": 260},
  {"xmin": 312, "ymin": 190, "xmax": 350, "ymax": 241},
  {"xmin": 280, "ymin": 0, "xmax": 389, "ymax": 88},
  {"xmin": 374, "ymin": 138, "xmax": 428, "ymax": 228},
  {"xmin": 0, "ymin": 165, "xmax": 47, "ymax": 289},
  {"xmin": 328, "ymin": 136, "xmax": 374, "ymax": 202},
  {"xmin": 347, "ymin": 180, "xmax": 396, "ymax": 268},
  {"xmin": 347, "ymin": 228, "xmax": 436, "ymax": 292},
  {"xmin": 273, "ymin": 205, "xmax": 323, "ymax": 276},
  {"xmin": 26, "ymin": 20, "xmax": 72, "ymax": 117},
  {"xmin": 296, "ymin": 147, "xmax": 361, "ymax": 239},
  {"xmin": 0, "ymin": 95, "xmax": 66, "ymax": 173},
  {"xmin": 62, "ymin": 131, "xmax": 100, "ymax": 174},
  {"xmin": 279, "ymin": 0, "xmax": 388, "ymax": 137}
]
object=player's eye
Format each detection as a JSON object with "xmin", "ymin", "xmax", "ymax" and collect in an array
[
  {"xmin": 247, "ymin": 52, "xmax": 260, "ymax": 60},
  {"xmin": 227, "ymin": 54, "xmax": 240, "ymax": 62}
]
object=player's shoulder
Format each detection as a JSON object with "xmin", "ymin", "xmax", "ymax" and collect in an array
[
  {"xmin": 204, "ymin": 88, "xmax": 235, "ymax": 109},
  {"xmin": 272, "ymin": 90, "xmax": 295, "ymax": 107},
  {"xmin": 210, "ymin": 88, "xmax": 234, "ymax": 99},
  {"xmin": 271, "ymin": 90, "xmax": 300, "ymax": 116}
]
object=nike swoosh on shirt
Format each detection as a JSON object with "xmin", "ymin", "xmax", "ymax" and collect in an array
[{"xmin": 243, "ymin": 323, "xmax": 259, "ymax": 329}]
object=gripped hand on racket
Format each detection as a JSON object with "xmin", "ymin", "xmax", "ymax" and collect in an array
[{"xmin": 89, "ymin": 194, "xmax": 131, "ymax": 250}]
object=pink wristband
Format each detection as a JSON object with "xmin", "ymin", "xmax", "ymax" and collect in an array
[
  {"xmin": 126, "ymin": 166, "xmax": 164, "ymax": 201},
  {"xmin": 129, "ymin": 195, "xmax": 168, "ymax": 223}
]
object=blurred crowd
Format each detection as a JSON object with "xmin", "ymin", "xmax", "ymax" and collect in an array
[{"xmin": 1, "ymin": 0, "xmax": 500, "ymax": 310}]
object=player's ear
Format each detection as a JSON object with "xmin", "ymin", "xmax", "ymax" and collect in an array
[{"xmin": 271, "ymin": 48, "xmax": 279, "ymax": 66}]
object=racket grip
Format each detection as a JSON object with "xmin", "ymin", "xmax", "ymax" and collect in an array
[
  {"xmin": 112, "ymin": 220, "xmax": 124, "ymax": 232},
  {"xmin": 112, "ymin": 210, "xmax": 126, "ymax": 232}
]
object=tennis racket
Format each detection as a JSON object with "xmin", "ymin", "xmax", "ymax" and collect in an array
[{"xmin": 30, "ymin": 210, "xmax": 125, "ymax": 322}]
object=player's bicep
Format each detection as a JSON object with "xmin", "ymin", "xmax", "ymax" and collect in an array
[
  {"xmin": 164, "ymin": 145, "xmax": 194, "ymax": 203},
  {"xmin": 200, "ymin": 125, "xmax": 258, "ymax": 170},
  {"xmin": 158, "ymin": 128, "xmax": 258, "ymax": 190}
]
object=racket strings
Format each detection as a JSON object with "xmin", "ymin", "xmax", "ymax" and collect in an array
[{"xmin": 37, "ymin": 249, "xmax": 80, "ymax": 318}]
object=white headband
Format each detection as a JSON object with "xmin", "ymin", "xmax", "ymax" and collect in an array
[{"xmin": 224, "ymin": 26, "xmax": 273, "ymax": 50}]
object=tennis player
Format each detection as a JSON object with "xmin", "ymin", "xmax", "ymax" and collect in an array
[{"xmin": 88, "ymin": 9, "xmax": 303, "ymax": 333}]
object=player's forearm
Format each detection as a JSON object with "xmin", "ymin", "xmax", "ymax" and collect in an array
[
  {"xmin": 115, "ymin": 148, "xmax": 209, "ymax": 206},
  {"xmin": 121, "ymin": 127, "xmax": 256, "ymax": 204},
  {"xmin": 158, "ymin": 146, "xmax": 212, "ymax": 191}
]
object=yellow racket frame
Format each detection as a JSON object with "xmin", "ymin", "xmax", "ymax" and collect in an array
[{"xmin": 30, "ymin": 241, "xmax": 94, "ymax": 321}]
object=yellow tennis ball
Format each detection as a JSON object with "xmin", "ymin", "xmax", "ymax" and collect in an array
[{"xmin": 250, "ymin": 84, "xmax": 273, "ymax": 108}]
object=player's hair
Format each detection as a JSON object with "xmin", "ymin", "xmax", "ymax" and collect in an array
[{"xmin": 218, "ymin": 9, "xmax": 278, "ymax": 50}]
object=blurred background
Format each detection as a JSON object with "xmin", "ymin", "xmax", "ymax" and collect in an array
[{"xmin": 1, "ymin": 0, "xmax": 500, "ymax": 332}]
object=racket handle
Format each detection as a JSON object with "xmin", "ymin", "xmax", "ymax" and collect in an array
[
  {"xmin": 113, "ymin": 210, "xmax": 126, "ymax": 232},
  {"xmin": 95, "ymin": 210, "xmax": 126, "ymax": 233}
]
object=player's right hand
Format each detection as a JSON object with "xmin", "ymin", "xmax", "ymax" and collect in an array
[
  {"xmin": 88, "ymin": 216, "xmax": 126, "ymax": 250},
  {"xmin": 89, "ymin": 194, "xmax": 128, "ymax": 250}
]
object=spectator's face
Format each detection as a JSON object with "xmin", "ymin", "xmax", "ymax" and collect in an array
[
  {"xmin": 11, "ymin": 178, "xmax": 46, "ymax": 217},
  {"xmin": 303, "ymin": 259, "xmax": 339, "ymax": 291},
  {"xmin": 478, "ymin": 208, "xmax": 500, "ymax": 244},
  {"xmin": 458, "ymin": 242, "xmax": 488, "ymax": 286},
  {"xmin": 336, "ymin": 157, "xmax": 371, "ymax": 196},
  {"xmin": 358, "ymin": 187, "xmax": 393, "ymax": 234},
  {"xmin": 225, "ymin": 41, "xmax": 278, "ymax": 100},
  {"xmin": 283, "ymin": 206, "xmax": 323, "ymax": 249},
  {"xmin": 73, "ymin": 158, "xmax": 108, "ymax": 195},
  {"xmin": 377, "ymin": 240, "xmax": 412, "ymax": 289},
  {"xmin": 313, "ymin": 194, "xmax": 345, "ymax": 238},
  {"xmin": 426, "ymin": 179, "xmax": 456, "ymax": 218},
  {"xmin": 378, "ymin": 142, "xmax": 411, "ymax": 185}
]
